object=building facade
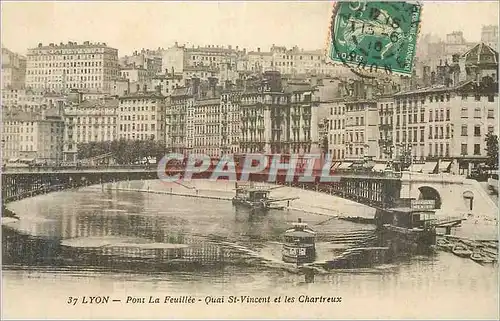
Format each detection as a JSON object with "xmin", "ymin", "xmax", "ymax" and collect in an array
[
  {"xmin": 63, "ymin": 99, "xmax": 118, "ymax": 162},
  {"xmin": 117, "ymin": 91, "xmax": 166, "ymax": 142},
  {"xmin": 2, "ymin": 108, "xmax": 64, "ymax": 163},
  {"xmin": 26, "ymin": 41, "xmax": 119, "ymax": 93}
]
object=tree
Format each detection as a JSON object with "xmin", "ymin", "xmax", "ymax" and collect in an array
[{"xmin": 485, "ymin": 132, "xmax": 498, "ymax": 169}]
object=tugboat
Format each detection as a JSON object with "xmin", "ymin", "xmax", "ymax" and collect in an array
[
  {"xmin": 282, "ymin": 218, "xmax": 316, "ymax": 264},
  {"xmin": 232, "ymin": 183, "xmax": 298, "ymax": 212}
]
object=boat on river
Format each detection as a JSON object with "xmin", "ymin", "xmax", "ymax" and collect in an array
[
  {"xmin": 452, "ymin": 243, "xmax": 473, "ymax": 258},
  {"xmin": 282, "ymin": 219, "xmax": 316, "ymax": 264},
  {"xmin": 470, "ymin": 249, "xmax": 495, "ymax": 264},
  {"xmin": 232, "ymin": 183, "xmax": 298, "ymax": 212}
]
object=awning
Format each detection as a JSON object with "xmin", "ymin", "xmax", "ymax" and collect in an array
[
  {"xmin": 8, "ymin": 158, "xmax": 19, "ymax": 162},
  {"xmin": 330, "ymin": 162, "xmax": 341, "ymax": 170},
  {"xmin": 422, "ymin": 162, "xmax": 437, "ymax": 174},
  {"xmin": 408, "ymin": 164, "xmax": 424, "ymax": 173},
  {"xmin": 337, "ymin": 162, "xmax": 353, "ymax": 169},
  {"xmin": 372, "ymin": 163, "xmax": 387, "ymax": 172},
  {"xmin": 439, "ymin": 161, "xmax": 452, "ymax": 172},
  {"xmin": 20, "ymin": 158, "xmax": 35, "ymax": 162}
]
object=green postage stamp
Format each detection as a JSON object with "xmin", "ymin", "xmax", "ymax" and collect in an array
[{"xmin": 328, "ymin": 1, "xmax": 422, "ymax": 76}]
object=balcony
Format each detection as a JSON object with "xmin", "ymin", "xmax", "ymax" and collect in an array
[{"xmin": 378, "ymin": 124, "xmax": 393, "ymax": 130}]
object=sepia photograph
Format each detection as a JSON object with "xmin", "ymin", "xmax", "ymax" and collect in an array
[{"xmin": 1, "ymin": 0, "xmax": 499, "ymax": 319}]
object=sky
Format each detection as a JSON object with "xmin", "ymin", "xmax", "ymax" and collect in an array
[{"xmin": 1, "ymin": 1, "xmax": 499, "ymax": 56}]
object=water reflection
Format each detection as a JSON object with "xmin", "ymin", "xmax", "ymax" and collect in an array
[{"xmin": 2, "ymin": 182, "xmax": 441, "ymax": 276}]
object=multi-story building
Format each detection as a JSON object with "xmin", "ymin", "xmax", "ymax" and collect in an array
[
  {"xmin": 119, "ymin": 48, "xmax": 163, "ymax": 77},
  {"xmin": 239, "ymin": 72, "xmax": 320, "ymax": 154},
  {"xmin": 2, "ymin": 108, "xmax": 64, "ymax": 163},
  {"xmin": 393, "ymin": 80, "xmax": 497, "ymax": 175},
  {"xmin": 2, "ymin": 47, "xmax": 26, "ymax": 90},
  {"xmin": 344, "ymin": 100, "xmax": 378, "ymax": 161},
  {"xmin": 120, "ymin": 66, "xmax": 148, "ymax": 83},
  {"xmin": 166, "ymin": 86, "xmax": 194, "ymax": 153},
  {"xmin": 117, "ymin": 88, "xmax": 166, "ymax": 142},
  {"xmin": 377, "ymin": 96, "xmax": 395, "ymax": 160},
  {"xmin": 481, "ymin": 25, "xmax": 499, "ymax": 51},
  {"xmin": 192, "ymin": 97, "xmax": 221, "ymax": 157},
  {"xmin": 63, "ymin": 98, "xmax": 118, "ymax": 162},
  {"xmin": 151, "ymin": 73, "xmax": 184, "ymax": 96},
  {"xmin": 246, "ymin": 45, "xmax": 338, "ymax": 76},
  {"xmin": 26, "ymin": 41, "xmax": 119, "ymax": 93},
  {"xmin": 221, "ymin": 91, "xmax": 242, "ymax": 155},
  {"xmin": 2, "ymin": 89, "xmax": 45, "ymax": 109},
  {"xmin": 326, "ymin": 99, "xmax": 346, "ymax": 160}
]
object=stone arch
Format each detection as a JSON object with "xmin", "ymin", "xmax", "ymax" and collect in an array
[
  {"xmin": 417, "ymin": 186, "xmax": 442, "ymax": 209},
  {"xmin": 463, "ymin": 190, "xmax": 474, "ymax": 211}
]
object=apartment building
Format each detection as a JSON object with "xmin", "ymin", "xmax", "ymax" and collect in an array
[
  {"xmin": 26, "ymin": 41, "xmax": 119, "ymax": 93},
  {"xmin": 63, "ymin": 98, "xmax": 118, "ymax": 162},
  {"xmin": 166, "ymin": 86, "xmax": 194, "ymax": 154},
  {"xmin": 117, "ymin": 88, "xmax": 166, "ymax": 142},
  {"xmin": 326, "ymin": 99, "xmax": 346, "ymax": 160},
  {"xmin": 239, "ymin": 71, "xmax": 320, "ymax": 154},
  {"xmin": 2, "ymin": 108, "xmax": 64, "ymax": 163}
]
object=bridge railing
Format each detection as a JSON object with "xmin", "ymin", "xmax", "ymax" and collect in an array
[{"xmin": 2, "ymin": 165, "xmax": 403, "ymax": 179}]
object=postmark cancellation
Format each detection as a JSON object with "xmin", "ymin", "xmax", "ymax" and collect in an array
[{"xmin": 327, "ymin": 1, "xmax": 423, "ymax": 78}]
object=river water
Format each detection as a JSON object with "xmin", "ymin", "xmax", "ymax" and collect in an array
[{"xmin": 2, "ymin": 180, "xmax": 498, "ymax": 319}]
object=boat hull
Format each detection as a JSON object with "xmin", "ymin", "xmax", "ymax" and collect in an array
[{"xmin": 232, "ymin": 197, "xmax": 268, "ymax": 211}]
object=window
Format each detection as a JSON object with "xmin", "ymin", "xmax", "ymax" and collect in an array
[
  {"xmin": 445, "ymin": 143, "xmax": 449, "ymax": 156},
  {"xmin": 487, "ymin": 109, "xmax": 494, "ymax": 118},
  {"xmin": 429, "ymin": 110, "xmax": 433, "ymax": 122},
  {"xmin": 461, "ymin": 125, "xmax": 468, "ymax": 136},
  {"xmin": 474, "ymin": 108, "xmax": 481, "ymax": 118},
  {"xmin": 428, "ymin": 143, "xmax": 432, "ymax": 156},
  {"xmin": 429, "ymin": 126, "xmax": 433, "ymax": 139},
  {"xmin": 488, "ymin": 126, "xmax": 494, "ymax": 133},
  {"xmin": 420, "ymin": 129, "xmax": 424, "ymax": 142},
  {"xmin": 446, "ymin": 109, "xmax": 450, "ymax": 121},
  {"xmin": 474, "ymin": 126, "xmax": 481, "ymax": 137},
  {"xmin": 461, "ymin": 107, "xmax": 468, "ymax": 118},
  {"xmin": 461, "ymin": 144, "xmax": 468, "ymax": 155},
  {"xmin": 474, "ymin": 144, "xmax": 481, "ymax": 155}
]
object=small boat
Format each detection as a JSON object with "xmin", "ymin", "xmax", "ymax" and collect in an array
[
  {"xmin": 470, "ymin": 249, "xmax": 495, "ymax": 264},
  {"xmin": 436, "ymin": 238, "xmax": 454, "ymax": 252},
  {"xmin": 282, "ymin": 218, "xmax": 316, "ymax": 264},
  {"xmin": 232, "ymin": 183, "xmax": 298, "ymax": 212},
  {"xmin": 452, "ymin": 243, "xmax": 473, "ymax": 258}
]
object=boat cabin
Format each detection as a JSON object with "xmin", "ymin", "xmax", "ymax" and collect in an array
[
  {"xmin": 284, "ymin": 220, "xmax": 315, "ymax": 243},
  {"xmin": 382, "ymin": 207, "xmax": 436, "ymax": 229},
  {"xmin": 235, "ymin": 186, "xmax": 270, "ymax": 202}
]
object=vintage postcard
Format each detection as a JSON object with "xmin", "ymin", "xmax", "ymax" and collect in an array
[{"xmin": 1, "ymin": 0, "xmax": 499, "ymax": 319}]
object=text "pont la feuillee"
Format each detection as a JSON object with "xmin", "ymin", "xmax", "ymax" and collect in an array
[
  {"xmin": 67, "ymin": 295, "xmax": 342, "ymax": 305},
  {"xmin": 156, "ymin": 153, "xmax": 342, "ymax": 183}
]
